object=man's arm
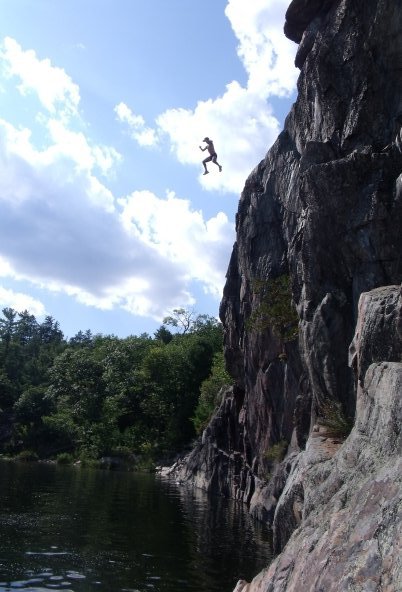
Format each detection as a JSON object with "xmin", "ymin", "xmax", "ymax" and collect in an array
[{"xmin": 199, "ymin": 145, "xmax": 207, "ymax": 151}]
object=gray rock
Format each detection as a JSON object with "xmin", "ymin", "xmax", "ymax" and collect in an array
[
  {"xmin": 284, "ymin": 0, "xmax": 334, "ymax": 44},
  {"xmin": 220, "ymin": 0, "xmax": 402, "ymax": 513},
  {"xmin": 172, "ymin": 3, "xmax": 402, "ymax": 588},
  {"xmin": 236, "ymin": 285, "xmax": 402, "ymax": 591}
]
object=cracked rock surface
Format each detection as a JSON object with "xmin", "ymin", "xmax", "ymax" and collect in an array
[
  {"xmin": 235, "ymin": 286, "xmax": 402, "ymax": 591},
  {"xmin": 169, "ymin": 2, "xmax": 402, "ymax": 588}
]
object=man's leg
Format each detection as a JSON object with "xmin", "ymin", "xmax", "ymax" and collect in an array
[
  {"xmin": 212, "ymin": 155, "xmax": 222, "ymax": 172},
  {"xmin": 203, "ymin": 156, "xmax": 211, "ymax": 174}
]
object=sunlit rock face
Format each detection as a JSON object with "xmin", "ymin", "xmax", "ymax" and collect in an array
[
  {"xmin": 220, "ymin": 0, "xmax": 402, "ymax": 507},
  {"xmin": 174, "ymin": 1, "xmax": 402, "ymax": 584},
  {"xmin": 236, "ymin": 285, "xmax": 402, "ymax": 592}
]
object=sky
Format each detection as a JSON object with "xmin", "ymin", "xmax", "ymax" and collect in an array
[{"xmin": 0, "ymin": 0, "xmax": 298, "ymax": 339}]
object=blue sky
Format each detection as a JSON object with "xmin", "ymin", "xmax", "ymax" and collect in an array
[{"xmin": 0, "ymin": 0, "xmax": 297, "ymax": 339}]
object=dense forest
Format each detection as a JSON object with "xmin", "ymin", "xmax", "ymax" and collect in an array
[{"xmin": 0, "ymin": 307, "xmax": 230, "ymax": 467}]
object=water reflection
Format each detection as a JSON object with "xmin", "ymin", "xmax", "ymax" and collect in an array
[{"xmin": 0, "ymin": 461, "xmax": 272, "ymax": 592}]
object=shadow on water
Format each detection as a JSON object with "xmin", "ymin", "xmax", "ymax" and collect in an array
[{"xmin": 0, "ymin": 460, "xmax": 272, "ymax": 592}]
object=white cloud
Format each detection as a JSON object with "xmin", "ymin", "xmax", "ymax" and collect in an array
[
  {"xmin": 0, "ymin": 118, "xmax": 118, "ymax": 212},
  {"xmin": 0, "ymin": 36, "xmax": 121, "ymax": 190},
  {"xmin": 114, "ymin": 102, "xmax": 158, "ymax": 147},
  {"xmin": 0, "ymin": 116, "xmax": 233, "ymax": 321},
  {"xmin": 0, "ymin": 286, "xmax": 46, "ymax": 317},
  {"xmin": 119, "ymin": 190, "xmax": 234, "ymax": 298},
  {"xmin": 112, "ymin": 1, "xmax": 297, "ymax": 195},
  {"xmin": 0, "ymin": 256, "xmax": 15, "ymax": 277},
  {"xmin": 154, "ymin": 0, "xmax": 297, "ymax": 195},
  {"xmin": 46, "ymin": 118, "xmax": 121, "ymax": 177},
  {"xmin": 0, "ymin": 37, "xmax": 234, "ymax": 322},
  {"xmin": 225, "ymin": 0, "xmax": 297, "ymax": 97},
  {"xmin": 157, "ymin": 80, "xmax": 280, "ymax": 194},
  {"xmin": 0, "ymin": 2, "xmax": 296, "ymax": 327},
  {"xmin": 0, "ymin": 36, "xmax": 80, "ymax": 119}
]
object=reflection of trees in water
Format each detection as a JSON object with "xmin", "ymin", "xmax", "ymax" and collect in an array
[
  {"xmin": 160, "ymin": 478, "xmax": 273, "ymax": 587},
  {"xmin": 0, "ymin": 462, "xmax": 272, "ymax": 592}
]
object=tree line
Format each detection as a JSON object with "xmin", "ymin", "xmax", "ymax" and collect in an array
[{"xmin": 0, "ymin": 307, "xmax": 230, "ymax": 465}]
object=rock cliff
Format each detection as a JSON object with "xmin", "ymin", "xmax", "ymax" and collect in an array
[
  {"xmin": 234, "ymin": 285, "xmax": 402, "ymax": 591},
  {"xmin": 172, "ymin": 0, "xmax": 402, "ymax": 589}
]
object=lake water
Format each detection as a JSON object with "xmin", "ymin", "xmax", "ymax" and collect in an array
[{"xmin": 0, "ymin": 461, "xmax": 272, "ymax": 592}]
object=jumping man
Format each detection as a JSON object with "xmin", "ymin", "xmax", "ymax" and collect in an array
[{"xmin": 199, "ymin": 137, "xmax": 222, "ymax": 175}]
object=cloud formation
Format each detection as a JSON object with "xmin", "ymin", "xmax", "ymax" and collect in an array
[
  {"xmin": 0, "ymin": 36, "xmax": 80, "ymax": 119},
  {"xmin": 114, "ymin": 102, "xmax": 158, "ymax": 147},
  {"xmin": 0, "ymin": 286, "xmax": 45, "ymax": 317},
  {"xmin": 156, "ymin": 81, "xmax": 280, "ymax": 194},
  {"xmin": 0, "ymin": 0, "xmax": 295, "ymax": 324},
  {"xmin": 225, "ymin": 0, "xmax": 297, "ymax": 97},
  {"xmin": 0, "ymin": 114, "xmax": 233, "ymax": 319},
  {"xmin": 119, "ymin": 190, "xmax": 233, "ymax": 298},
  {"xmin": 116, "ymin": 0, "xmax": 297, "ymax": 195},
  {"xmin": 0, "ymin": 30, "xmax": 234, "ymax": 323}
]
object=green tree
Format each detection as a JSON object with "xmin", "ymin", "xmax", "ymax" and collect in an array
[
  {"xmin": 68, "ymin": 329, "xmax": 94, "ymax": 347},
  {"xmin": 192, "ymin": 351, "xmax": 231, "ymax": 434},
  {"xmin": 46, "ymin": 334, "xmax": 156, "ymax": 458},
  {"xmin": 39, "ymin": 316, "xmax": 64, "ymax": 345},
  {"xmin": 139, "ymin": 326, "xmax": 221, "ymax": 453},
  {"xmin": 154, "ymin": 325, "xmax": 173, "ymax": 344},
  {"xmin": 248, "ymin": 274, "xmax": 299, "ymax": 341},
  {"xmin": 0, "ymin": 307, "xmax": 17, "ymax": 351},
  {"xmin": 14, "ymin": 385, "xmax": 52, "ymax": 425},
  {"xmin": 45, "ymin": 347, "xmax": 106, "ymax": 455},
  {"xmin": 15, "ymin": 310, "xmax": 38, "ymax": 346},
  {"xmin": 163, "ymin": 308, "xmax": 198, "ymax": 334},
  {"xmin": 0, "ymin": 370, "xmax": 17, "ymax": 409},
  {"xmin": 0, "ymin": 306, "xmax": 225, "ymax": 462}
]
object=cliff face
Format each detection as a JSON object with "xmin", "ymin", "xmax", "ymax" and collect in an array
[
  {"xmin": 235, "ymin": 285, "xmax": 402, "ymax": 591},
  {"xmin": 173, "ymin": 0, "xmax": 402, "ymax": 587}
]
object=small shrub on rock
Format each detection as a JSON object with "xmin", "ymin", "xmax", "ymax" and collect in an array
[
  {"xmin": 247, "ymin": 274, "xmax": 299, "ymax": 341},
  {"xmin": 319, "ymin": 400, "xmax": 353, "ymax": 439},
  {"xmin": 264, "ymin": 439, "xmax": 288, "ymax": 463},
  {"xmin": 56, "ymin": 452, "xmax": 74, "ymax": 465},
  {"xmin": 16, "ymin": 450, "xmax": 39, "ymax": 462}
]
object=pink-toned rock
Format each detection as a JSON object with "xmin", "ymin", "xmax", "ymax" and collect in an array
[
  {"xmin": 235, "ymin": 285, "xmax": 402, "ymax": 591},
  {"xmin": 233, "ymin": 580, "xmax": 250, "ymax": 592},
  {"xmin": 172, "ymin": 0, "xmax": 402, "ymax": 586}
]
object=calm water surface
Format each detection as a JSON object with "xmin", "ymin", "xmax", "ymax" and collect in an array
[{"xmin": 0, "ymin": 461, "xmax": 272, "ymax": 592}]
